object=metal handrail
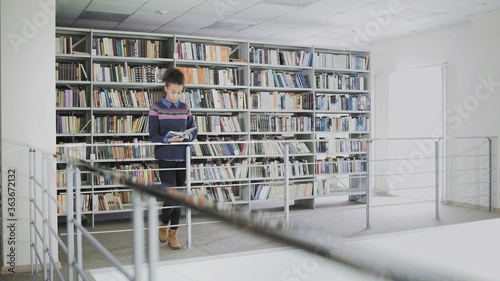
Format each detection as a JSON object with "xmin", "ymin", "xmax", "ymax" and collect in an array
[{"xmin": 28, "ymin": 135, "xmax": 496, "ymax": 281}]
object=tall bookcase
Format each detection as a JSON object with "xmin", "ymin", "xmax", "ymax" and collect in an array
[
  {"xmin": 312, "ymin": 47, "xmax": 370, "ymax": 204},
  {"xmin": 55, "ymin": 27, "xmax": 370, "ymax": 223}
]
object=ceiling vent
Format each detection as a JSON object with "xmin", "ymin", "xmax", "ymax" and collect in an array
[{"xmin": 79, "ymin": 11, "xmax": 130, "ymax": 22}]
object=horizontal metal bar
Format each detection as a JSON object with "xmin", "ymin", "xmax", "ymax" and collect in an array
[
  {"xmin": 370, "ymin": 156, "xmax": 436, "ymax": 162},
  {"xmin": 371, "ymin": 200, "xmax": 436, "ymax": 208},
  {"xmin": 444, "ymin": 194, "xmax": 491, "ymax": 200},
  {"xmin": 443, "ymin": 154, "xmax": 491, "ymax": 159},
  {"xmin": 61, "ymin": 221, "xmax": 189, "ymax": 236},
  {"xmin": 368, "ymin": 170, "xmax": 435, "ymax": 177},
  {"xmin": 444, "ymin": 167, "xmax": 490, "ymax": 173},
  {"xmin": 380, "ymin": 185, "xmax": 436, "ymax": 191},
  {"xmin": 443, "ymin": 181, "xmax": 491, "ymax": 187},
  {"xmin": 368, "ymin": 136, "xmax": 498, "ymax": 141}
]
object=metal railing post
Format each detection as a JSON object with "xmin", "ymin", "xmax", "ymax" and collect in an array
[
  {"xmin": 186, "ymin": 145, "xmax": 192, "ymax": 249},
  {"xmin": 29, "ymin": 149, "xmax": 37, "ymax": 275},
  {"xmin": 35, "ymin": 150, "xmax": 41, "ymax": 275},
  {"xmin": 74, "ymin": 167, "xmax": 83, "ymax": 281},
  {"xmin": 41, "ymin": 154, "xmax": 48, "ymax": 279},
  {"xmin": 66, "ymin": 164, "xmax": 75, "ymax": 281},
  {"xmin": 284, "ymin": 143, "xmax": 290, "ymax": 223},
  {"xmin": 435, "ymin": 140, "xmax": 441, "ymax": 221},
  {"xmin": 133, "ymin": 189, "xmax": 145, "ymax": 281},
  {"xmin": 488, "ymin": 138, "xmax": 493, "ymax": 213},
  {"xmin": 46, "ymin": 153, "xmax": 55, "ymax": 281},
  {"xmin": 366, "ymin": 140, "xmax": 371, "ymax": 229},
  {"xmin": 148, "ymin": 193, "xmax": 159, "ymax": 281}
]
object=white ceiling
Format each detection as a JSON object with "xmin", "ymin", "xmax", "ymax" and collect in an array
[{"xmin": 56, "ymin": 0, "xmax": 500, "ymax": 48}]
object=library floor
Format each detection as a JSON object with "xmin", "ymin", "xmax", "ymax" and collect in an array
[{"xmin": 6, "ymin": 195, "xmax": 500, "ymax": 281}]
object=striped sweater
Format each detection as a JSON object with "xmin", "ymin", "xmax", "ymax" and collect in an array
[{"xmin": 148, "ymin": 98, "xmax": 197, "ymax": 161}]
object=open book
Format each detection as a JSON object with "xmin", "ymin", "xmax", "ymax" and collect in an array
[{"xmin": 167, "ymin": 127, "xmax": 197, "ymax": 138}]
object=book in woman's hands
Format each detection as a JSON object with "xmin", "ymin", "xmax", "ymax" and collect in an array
[{"xmin": 166, "ymin": 127, "xmax": 197, "ymax": 138}]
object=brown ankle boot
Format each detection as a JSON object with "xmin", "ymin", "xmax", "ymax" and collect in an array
[
  {"xmin": 167, "ymin": 229, "xmax": 181, "ymax": 250},
  {"xmin": 159, "ymin": 223, "xmax": 168, "ymax": 243}
]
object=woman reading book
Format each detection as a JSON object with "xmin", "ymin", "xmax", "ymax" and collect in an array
[{"xmin": 148, "ymin": 68, "xmax": 197, "ymax": 250}]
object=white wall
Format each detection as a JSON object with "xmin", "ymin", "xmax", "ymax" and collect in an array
[
  {"xmin": 1, "ymin": 0, "xmax": 56, "ymax": 273},
  {"xmin": 368, "ymin": 17, "xmax": 500, "ymax": 208}
]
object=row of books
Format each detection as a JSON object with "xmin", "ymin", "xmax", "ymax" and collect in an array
[
  {"xmin": 233, "ymin": 160, "xmax": 250, "ymax": 178},
  {"xmin": 315, "ymin": 94, "xmax": 370, "ymax": 111},
  {"xmin": 92, "ymin": 63, "xmax": 167, "ymax": 83},
  {"xmin": 315, "ymin": 116, "xmax": 370, "ymax": 132},
  {"xmin": 251, "ymin": 70, "xmax": 310, "ymax": 88},
  {"xmin": 192, "ymin": 140, "xmax": 246, "ymax": 157},
  {"xmin": 94, "ymin": 163, "xmax": 160, "ymax": 185},
  {"xmin": 191, "ymin": 162, "xmax": 237, "ymax": 182},
  {"xmin": 56, "ymin": 192, "xmax": 125, "ymax": 214},
  {"xmin": 315, "ymin": 73, "xmax": 366, "ymax": 91},
  {"xmin": 184, "ymin": 89, "xmax": 246, "ymax": 110},
  {"xmin": 192, "ymin": 160, "xmax": 249, "ymax": 180},
  {"xmin": 261, "ymin": 159, "xmax": 310, "ymax": 178},
  {"xmin": 248, "ymin": 47, "xmax": 313, "ymax": 67},
  {"xmin": 58, "ymin": 90, "xmax": 367, "ymax": 111},
  {"xmin": 192, "ymin": 186, "xmax": 237, "ymax": 202},
  {"xmin": 194, "ymin": 115, "xmax": 242, "ymax": 133},
  {"xmin": 313, "ymin": 53, "xmax": 369, "ymax": 70},
  {"xmin": 94, "ymin": 139, "xmax": 154, "ymax": 160},
  {"xmin": 56, "ymin": 167, "xmax": 85, "ymax": 188},
  {"xmin": 57, "ymin": 138, "xmax": 365, "ymax": 161},
  {"xmin": 56, "ymin": 88, "xmax": 88, "ymax": 108},
  {"xmin": 261, "ymin": 160, "xmax": 285, "ymax": 178},
  {"xmin": 316, "ymin": 138, "xmax": 367, "ymax": 154},
  {"xmin": 316, "ymin": 178, "xmax": 347, "ymax": 195},
  {"xmin": 316, "ymin": 156, "xmax": 366, "ymax": 174},
  {"xmin": 190, "ymin": 158, "xmax": 310, "ymax": 182},
  {"xmin": 57, "ymin": 179, "xmax": 363, "ymax": 212},
  {"xmin": 175, "ymin": 41, "xmax": 232, "ymax": 62},
  {"xmin": 57, "ymin": 88, "xmax": 369, "ymax": 111},
  {"xmin": 56, "ymin": 35, "xmax": 87, "ymax": 55},
  {"xmin": 291, "ymin": 159, "xmax": 310, "ymax": 176},
  {"xmin": 251, "ymin": 183, "xmax": 314, "ymax": 200},
  {"xmin": 248, "ymin": 141, "xmax": 311, "ymax": 156},
  {"xmin": 56, "ymin": 143, "xmax": 87, "ymax": 161},
  {"xmin": 57, "ymin": 115, "xmax": 85, "ymax": 134},
  {"xmin": 92, "ymin": 115, "xmax": 148, "ymax": 134},
  {"xmin": 56, "ymin": 62, "xmax": 88, "ymax": 81},
  {"xmin": 92, "ymin": 37, "xmax": 163, "ymax": 58},
  {"xmin": 93, "ymin": 89, "xmax": 162, "ymax": 108},
  {"xmin": 57, "ymin": 36, "xmax": 368, "ymax": 71},
  {"xmin": 179, "ymin": 67, "xmax": 239, "ymax": 86},
  {"xmin": 249, "ymin": 114, "xmax": 313, "ymax": 133},
  {"xmin": 250, "ymin": 92, "xmax": 314, "ymax": 110}
]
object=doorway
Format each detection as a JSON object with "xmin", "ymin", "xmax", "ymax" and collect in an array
[{"xmin": 378, "ymin": 64, "xmax": 447, "ymax": 199}]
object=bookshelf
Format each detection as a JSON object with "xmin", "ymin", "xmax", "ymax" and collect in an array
[
  {"xmin": 312, "ymin": 47, "xmax": 370, "ymax": 203},
  {"xmin": 56, "ymin": 28, "xmax": 172, "ymax": 223},
  {"xmin": 55, "ymin": 27, "xmax": 370, "ymax": 223}
]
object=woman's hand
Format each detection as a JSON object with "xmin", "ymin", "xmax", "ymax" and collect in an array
[
  {"xmin": 168, "ymin": 136, "xmax": 185, "ymax": 143},
  {"xmin": 168, "ymin": 134, "xmax": 189, "ymax": 143}
]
